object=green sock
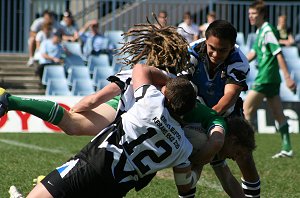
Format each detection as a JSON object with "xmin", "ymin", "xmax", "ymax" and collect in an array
[
  {"xmin": 8, "ymin": 95, "xmax": 64, "ymax": 125},
  {"xmin": 278, "ymin": 122, "xmax": 292, "ymax": 151}
]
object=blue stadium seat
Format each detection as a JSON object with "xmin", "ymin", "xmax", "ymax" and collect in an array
[
  {"xmin": 292, "ymin": 70, "xmax": 300, "ymax": 82},
  {"xmin": 104, "ymin": 30, "xmax": 124, "ymax": 49},
  {"xmin": 45, "ymin": 79, "xmax": 72, "ymax": 96},
  {"xmin": 281, "ymin": 46, "xmax": 300, "ymax": 60},
  {"xmin": 238, "ymin": 44, "xmax": 250, "ymax": 55},
  {"xmin": 236, "ymin": 32, "xmax": 245, "ymax": 46},
  {"xmin": 62, "ymin": 42, "xmax": 83, "ymax": 57},
  {"xmin": 92, "ymin": 66, "xmax": 114, "ymax": 86},
  {"xmin": 246, "ymin": 64, "xmax": 258, "ymax": 83},
  {"xmin": 67, "ymin": 66, "xmax": 92, "ymax": 86},
  {"xmin": 285, "ymin": 58, "xmax": 300, "ymax": 71},
  {"xmin": 87, "ymin": 54, "xmax": 111, "ymax": 74},
  {"xmin": 111, "ymin": 53, "xmax": 131, "ymax": 72},
  {"xmin": 246, "ymin": 33, "xmax": 257, "ymax": 49},
  {"xmin": 41, "ymin": 65, "xmax": 66, "ymax": 85},
  {"xmin": 71, "ymin": 79, "xmax": 95, "ymax": 96}
]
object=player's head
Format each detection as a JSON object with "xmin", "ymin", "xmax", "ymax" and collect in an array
[
  {"xmin": 205, "ymin": 20, "xmax": 236, "ymax": 65},
  {"xmin": 162, "ymin": 77, "xmax": 196, "ymax": 116},
  {"xmin": 249, "ymin": 1, "xmax": 266, "ymax": 27},
  {"xmin": 119, "ymin": 15, "xmax": 190, "ymax": 74},
  {"xmin": 218, "ymin": 117, "xmax": 256, "ymax": 160}
]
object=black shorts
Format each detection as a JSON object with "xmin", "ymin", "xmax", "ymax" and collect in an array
[{"xmin": 41, "ymin": 155, "xmax": 133, "ymax": 198}]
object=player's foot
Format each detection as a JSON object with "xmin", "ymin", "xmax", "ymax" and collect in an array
[
  {"xmin": 26, "ymin": 57, "xmax": 34, "ymax": 67},
  {"xmin": 0, "ymin": 88, "xmax": 10, "ymax": 117},
  {"xmin": 8, "ymin": 185, "xmax": 23, "ymax": 198},
  {"xmin": 272, "ymin": 150, "xmax": 293, "ymax": 159}
]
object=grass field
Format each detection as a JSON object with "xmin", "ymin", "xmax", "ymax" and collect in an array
[{"xmin": 1, "ymin": 133, "xmax": 300, "ymax": 197}]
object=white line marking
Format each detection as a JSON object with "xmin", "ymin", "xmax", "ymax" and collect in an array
[{"xmin": 0, "ymin": 139, "xmax": 69, "ymax": 155}]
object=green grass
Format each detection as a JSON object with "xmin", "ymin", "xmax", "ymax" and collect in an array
[{"xmin": 1, "ymin": 133, "xmax": 300, "ymax": 197}]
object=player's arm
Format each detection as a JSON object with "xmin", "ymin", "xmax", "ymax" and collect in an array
[
  {"xmin": 212, "ymin": 163, "xmax": 245, "ymax": 197},
  {"xmin": 71, "ymin": 82, "xmax": 121, "ymax": 113},
  {"xmin": 190, "ymin": 126, "xmax": 225, "ymax": 165},
  {"xmin": 212, "ymin": 83, "xmax": 243, "ymax": 115},
  {"xmin": 246, "ymin": 50, "xmax": 256, "ymax": 62},
  {"xmin": 132, "ymin": 64, "xmax": 170, "ymax": 90},
  {"xmin": 276, "ymin": 52, "xmax": 296, "ymax": 91}
]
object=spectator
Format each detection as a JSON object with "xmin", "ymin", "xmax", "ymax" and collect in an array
[
  {"xmin": 36, "ymin": 31, "xmax": 65, "ymax": 80},
  {"xmin": 79, "ymin": 19, "xmax": 114, "ymax": 61},
  {"xmin": 60, "ymin": 10, "xmax": 79, "ymax": 42},
  {"xmin": 34, "ymin": 22, "xmax": 54, "ymax": 61},
  {"xmin": 277, "ymin": 14, "xmax": 295, "ymax": 46},
  {"xmin": 199, "ymin": 11, "xmax": 216, "ymax": 38},
  {"xmin": 154, "ymin": 10, "xmax": 168, "ymax": 28},
  {"xmin": 27, "ymin": 10, "xmax": 63, "ymax": 66},
  {"xmin": 177, "ymin": 12, "xmax": 199, "ymax": 43}
]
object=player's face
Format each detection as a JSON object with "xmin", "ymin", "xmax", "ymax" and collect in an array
[
  {"xmin": 248, "ymin": 8, "xmax": 264, "ymax": 27},
  {"xmin": 206, "ymin": 35, "xmax": 233, "ymax": 66}
]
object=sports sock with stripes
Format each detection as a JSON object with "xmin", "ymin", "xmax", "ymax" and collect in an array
[
  {"xmin": 278, "ymin": 122, "xmax": 292, "ymax": 151},
  {"xmin": 7, "ymin": 95, "xmax": 64, "ymax": 125},
  {"xmin": 241, "ymin": 178, "xmax": 260, "ymax": 198}
]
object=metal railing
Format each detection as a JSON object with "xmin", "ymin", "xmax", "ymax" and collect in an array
[{"xmin": 1, "ymin": 0, "xmax": 300, "ymax": 53}]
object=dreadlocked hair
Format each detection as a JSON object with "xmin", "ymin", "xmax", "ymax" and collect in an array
[{"xmin": 117, "ymin": 13, "xmax": 190, "ymax": 74}]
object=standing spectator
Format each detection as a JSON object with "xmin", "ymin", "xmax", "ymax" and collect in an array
[
  {"xmin": 34, "ymin": 22, "xmax": 54, "ymax": 61},
  {"xmin": 244, "ymin": 1, "xmax": 296, "ymax": 158},
  {"xmin": 199, "ymin": 11, "xmax": 216, "ymax": 38},
  {"xmin": 154, "ymin": 10, "xmax": 168, "ymax": 28},
  {"xmin": 60, "ymin": 10, "xmax": 79, "ymax": 42},
  {"xmin": 177, "ymin": 12, "xmax": 199, "ymax": 43},
  {"xmin": 27, "ymin": 10, "xmax": 63, "ymax": 66},
  {"xmin": 277, "ymin": 14, "xmax": 295, "ymax": 46},
  {"xmin": 79, "ymin": 19, "xmax": 114, "ymax": 61},
  {"xmin": 36, "ymin": 32, "xmax": 65, "ymax": 80}
]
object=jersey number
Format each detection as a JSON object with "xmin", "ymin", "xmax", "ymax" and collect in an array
[{"xmin": 123, "ymin": 128, "xmax": 172, "ymax": 174}]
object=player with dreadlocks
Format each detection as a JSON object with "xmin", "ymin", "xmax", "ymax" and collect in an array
[{"xmin": 2, "ymin": 15, "xmax": 252, "ymax": 197}]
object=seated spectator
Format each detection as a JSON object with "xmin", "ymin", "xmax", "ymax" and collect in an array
[
  {"xmin": 277, "ymin": 14, "xmax": 295, "ymax": 46},
  {"xmin": 154, "ymin": 10, "xmax": 168, "ymax": 28},
  {"xmin": 34, "ymin": 22, "xmax": 54, "ymax": 61},
  {"xmin": 199, "ymin": 11, "xmax": 216, "ymax": 38},
  {"xmin": 177, "ymin": 11, "xmax": 199, "ymax": 43},
  {"xmin": 27, "ymin": 10, "xmax": 63, "ymax": 66},
  {"xmin": 79, "ymin": 19, "xmax": 114, "ymax": 61},
  {"xmin": 36, "ymin": 31, "xmax": 65, "ymax": 81},
  {"xmin": 60, "ymin": 10, "xmax": 79, "ymax": 42}
]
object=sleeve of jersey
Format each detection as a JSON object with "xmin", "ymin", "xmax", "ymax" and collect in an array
[
  {"xmin": 183, "ymin": 101, "xmax": 227, "ymax": 134},
  {"xmin": 134, "ymin": 84, "xmax": 163, "ymax": 105},
  {"xmin": 226, "ymin": 50, "xmax": 249, "ymax": 91},
  {"xmin": 264, "ymin": 31, "xmax": 281, "ymax": 56}
]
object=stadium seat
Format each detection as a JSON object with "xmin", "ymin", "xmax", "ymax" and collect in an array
[
  {"xmin": 246, "ymin": 33, "xmax": 257, "ymax": 49},
  {"xmin": 71, "ymin": 79, "xmax": 95, "ymax": 96},
  {"xmin": 96, "ymin": 79, "xmax": 110, "ymax": 91},
  {"xmin": 246, "ymin": 65, "xmax": 258, "ymax": 83},
  {"xmin": 92, "ymin": 66, "xmax": 114, "ymax": 86},
  {"xmin": 45, "ymin": 79, "xmax": 72, "ymax": 96},
  {"xmin": 87, "ymin": 54, "xmax": 111, "ymax": 74},
  {"xmin": 62, "ymin": 42, "xmax": 83, "ymax": 57},
  {"xmin": 41, "ymin": 65, "xmax": 66, "ymax": 85},
  {"xmin": 104, "ymin": 30, "xmax": 124, "ymax": 49},
  {"xmin": 285, "ymin": 58, "xmax": 300, "ymax": 71},
  {"xmin": 111, "ymin": 53, "xmax": 131, "ymax": 72},
  {"xmin": 281, "ymin": 46, "xmax": 300, "ymax": 60},
  {"xmin": 238, "ymin": 44, "xmax": 250, "ymax": 55},
  {"xmin": 67, "ymin": 66, "xmax": 92, "ymax": 86},
  {"xmin": 236, "ymin": 32, "xmax": 245, "ymax": 46},
  {"xmin": 292, "ymin": 70, "xmax": 300, "ymax": 83}
]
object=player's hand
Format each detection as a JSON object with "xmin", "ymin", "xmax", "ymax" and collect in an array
[{"xmin": 285, "ymin": 77, "xmax": 297, "ymax": 93}]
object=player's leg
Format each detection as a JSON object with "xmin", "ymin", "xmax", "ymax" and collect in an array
[
  {"xmin": 267, "ymin": 95, "xmax": 293, "ymax": 157},
  {"xmin": 27, "ymin": 182, "xmax": 53, "ymax": 198},
  {"xmin": 60, "ymin": 103, "xmax": 116, "ymax": 135},
  {"xmin": 243, "ymin": 89, "xmax": 265, "ymax": 122},
  {"xmin": 0, "ymin": 88, "xmax": 117, "ymax": 136},
  {"xmin": 236, "ymin": 152, "xmax": 260, "ymax": 197}
]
